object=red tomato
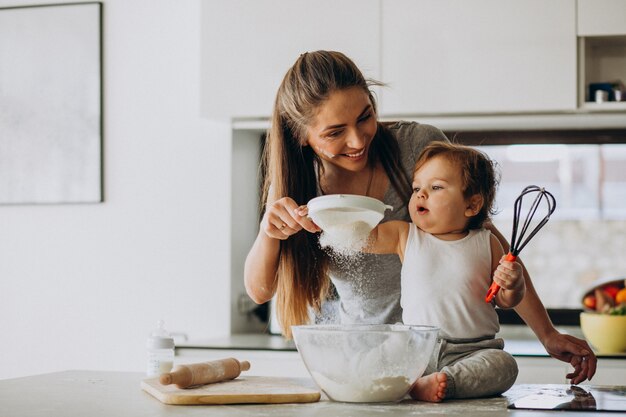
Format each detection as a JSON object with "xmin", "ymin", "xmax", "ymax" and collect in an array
[
  {"xmin": 603, "ymin": 285, "xmax": 621, "ymax": 300},
  {"xmin": 583, "ymin": 294, "xmax": 596, "ymax": 310}
]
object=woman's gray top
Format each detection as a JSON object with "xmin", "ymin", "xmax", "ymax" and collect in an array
[{"xmin": 325, "ymin": 121, "xmax": 448, "ymax": 325}]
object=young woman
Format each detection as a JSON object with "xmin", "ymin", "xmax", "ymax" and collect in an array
[{"xmin": 244, "ymin": 50, "xmax": 596, "ymax": 385}]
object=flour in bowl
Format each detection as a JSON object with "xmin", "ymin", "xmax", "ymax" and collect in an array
[
  {"xmin": 307, "ymin": 330, "xmax": 419, "ymax": 402},
  {"xmin": 311, "ymin": 372, "xmax": 412, "ymax": 403}
]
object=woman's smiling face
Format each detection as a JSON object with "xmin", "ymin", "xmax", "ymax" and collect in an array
[{"xmin": 305, "ymin": 87, "xmax": 377, "ymax": 172}]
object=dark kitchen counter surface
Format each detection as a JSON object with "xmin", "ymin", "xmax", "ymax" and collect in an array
[
  {"xmin": 177, "ymin": 326, "xmax": 626, "ymax": 359},
  {"xmin": 1, "ymin": 370, "xmax": 624, "ymax": 417}
]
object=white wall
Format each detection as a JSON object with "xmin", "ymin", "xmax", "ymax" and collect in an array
[{"xmin": 0, "ymin": 0, "xmax": 233, "ymax": 379}]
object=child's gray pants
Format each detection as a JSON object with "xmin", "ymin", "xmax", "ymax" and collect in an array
[{"xmin": 424, "ymin": 336, "xmax": 518, "ymax": 399}]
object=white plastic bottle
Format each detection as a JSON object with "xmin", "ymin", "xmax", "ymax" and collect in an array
[{"xmin": 146, "ymin": 320, "xmax": 175, "ymax": 377}]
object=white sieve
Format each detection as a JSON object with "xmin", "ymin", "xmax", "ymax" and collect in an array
[{"xmin": 307, "ymin": 194, "xmax": 393, "ymax": 231}]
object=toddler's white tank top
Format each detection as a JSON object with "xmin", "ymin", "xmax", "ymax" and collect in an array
[{"xmin": 401, "ymin": 225, "xmax": 500, "ymax": 340}]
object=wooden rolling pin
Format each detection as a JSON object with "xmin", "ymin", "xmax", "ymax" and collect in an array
[{"xmin": 159, "ymin": 358, "xmax": 250, "ymax": 389}]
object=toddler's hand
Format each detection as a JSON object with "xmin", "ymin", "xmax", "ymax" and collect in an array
[{"xmin": 492, "ymin": 256, "xmax": 525, "ymax": 294}]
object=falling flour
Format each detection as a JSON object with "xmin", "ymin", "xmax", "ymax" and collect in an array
[
  {"xmin": 311, "ymin": 372, "xmax": 412, "ymax": 403},
  {"xmin": 319, "ymin": 220, "xmax": 373, "ymax": 256}
]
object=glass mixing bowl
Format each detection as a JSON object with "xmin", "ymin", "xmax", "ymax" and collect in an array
[{"xmin": 292, "ymin": 324, "xmax": 439, "ymax": 403}]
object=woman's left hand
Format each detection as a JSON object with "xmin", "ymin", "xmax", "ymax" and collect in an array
[{"xmin": 542, "ymin": 331, "xmax": 597, "ymax": 384}]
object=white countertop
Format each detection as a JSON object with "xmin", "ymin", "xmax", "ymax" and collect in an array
[{"xmin": 0, "ymin": 370, "xmax": 620, "ymax": 417}]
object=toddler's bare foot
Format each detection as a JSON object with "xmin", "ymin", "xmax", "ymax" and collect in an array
[{"xmin": 409, "ymin": 372, "xmax": 447, "ymax": 402}]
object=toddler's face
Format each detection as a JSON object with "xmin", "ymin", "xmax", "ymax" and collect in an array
[{"xmin": 409, "ymin": 155, "xmax": 477, "ymax": 235}]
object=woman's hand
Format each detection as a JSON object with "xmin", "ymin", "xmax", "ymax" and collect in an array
[
  {"xmin": 245, "ymin": 198, "xmax": 321, "ymax": 304},
  {"xmin": 542, "ymin": 331, "xmax": 597, "ymax": 385},
  {"xmin": 261, "ymin": 198, "xmax": 320, "ymax": 240}
]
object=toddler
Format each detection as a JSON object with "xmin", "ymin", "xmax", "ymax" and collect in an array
[{"xmin": 368, "ymin": 141, "xmax": 524, "ymax": 402}]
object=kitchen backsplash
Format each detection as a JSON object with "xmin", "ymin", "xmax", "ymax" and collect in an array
[{"xmin": 492, "ymin": 219, "xmax": 626, "ymax": 308}]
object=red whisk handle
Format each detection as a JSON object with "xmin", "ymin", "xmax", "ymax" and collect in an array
[
  {"xmin": 485, "ymin": 282, "xmax": 499, "ymax": 303},
  {"xmin": 484, "ymin": 252, "xmax": 518, "ymax": 302}
]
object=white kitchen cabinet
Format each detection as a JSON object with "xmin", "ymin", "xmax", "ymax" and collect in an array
[
  {"xmin": 578, "ymin": 36, "xmax": 626, "ymax": 108},
  {"xmin": 380, "ymin": 0, "xmax": 577, "ymax": 115},
  {"xmin": 200, "ymin": 0, "xmax": 380, "ymax": 120},
  {"xmin": 577, "ymin": 0, "xmax": 626, "ymax": 110},
  {"xmin": 514, "ymin": 357, "xmax": 570, "ymax": 385},
  {"xmin": 578, "ymin": 0, "xmax": 626, "ymax": 36},
  {"xmin": 514, "ymin": 356, "xmax": 626, "ymax": 385},
  {"xmin": 590, "ymin": 359, "xmax": 626, "ymax": 385}
]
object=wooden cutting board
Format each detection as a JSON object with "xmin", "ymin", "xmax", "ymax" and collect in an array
[{"xmin": 141, "ymin": 375, "xmax": 321, "ymax": 405}]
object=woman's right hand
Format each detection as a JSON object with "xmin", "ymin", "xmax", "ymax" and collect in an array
[
  {"xmin": 246, "ymin": 197, "xmax": 320, "ymax": 304},
  {"xmin": 261, "ymin": 197, "xmax": 321, "ymax": 240}
]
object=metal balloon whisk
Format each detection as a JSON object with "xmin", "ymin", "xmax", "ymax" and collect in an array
[{"xmin": 485, "ymin": 185, "xmax": 557, "ymax": 303}]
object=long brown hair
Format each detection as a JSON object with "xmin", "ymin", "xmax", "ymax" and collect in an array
[{"xmin": 261, "ymin": 51, "xmax": 412, "ymax": 338}]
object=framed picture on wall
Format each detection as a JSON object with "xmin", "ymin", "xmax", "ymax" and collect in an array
[{"xmin": 0, "ymin": 2, "xmax": 102, "ymax": 204}]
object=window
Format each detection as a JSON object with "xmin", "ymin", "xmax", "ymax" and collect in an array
[
  {"xmin": 476, "ymin": 143, "xmax": 626, "ymax": 313},
  {"xmin": 480, "ymin": 144, "xmax": 626, "ymax": 221}
]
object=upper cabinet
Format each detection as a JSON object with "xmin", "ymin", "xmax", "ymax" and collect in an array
[
  {"xmin": 201, "ymin": 0, "xmax": 626, "ymax": 121},
  {"xmin": 578, "ymin": 0, "xmax": 626, "ymax": 36},
  {"xmin": 379, "ymin": 0, "xmax": 577, "ymax": 116},
  {"xmin": 577, "ymin": 0, "xmax": 626, "ymax": 110},
  {"xmin": 200, "ymin": 0, "xmax": 380, "ymax": 120}
]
